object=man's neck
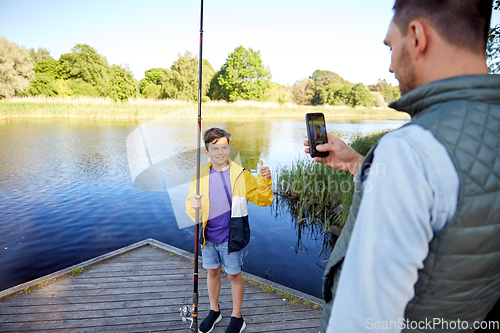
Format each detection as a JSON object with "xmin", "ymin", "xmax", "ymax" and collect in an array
[{"xmin": 418, "ymin": 46, "xmax": 489, "ymax": 87}]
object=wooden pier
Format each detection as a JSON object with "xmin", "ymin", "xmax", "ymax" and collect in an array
[{"xmin": 0, "ymin": 239, "xmax": 323, "ymax": 332}]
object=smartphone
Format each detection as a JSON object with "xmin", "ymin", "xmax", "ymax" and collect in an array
[{"xmin": 306, "ymin": 112, "xmax": 329, "ymax": 158}]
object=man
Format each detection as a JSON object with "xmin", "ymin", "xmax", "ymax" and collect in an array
[{"xmin": 305, "ymin": 1, "xmax": 500, "ymax": 332}]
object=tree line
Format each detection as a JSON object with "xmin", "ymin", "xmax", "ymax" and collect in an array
[
  {"xmin": 0, "ymin": 37, "xmax": 400, "ymax": 106},
  {"xmin": 1, "ymin": 0, "xmax": 499, "ymax": 104}
]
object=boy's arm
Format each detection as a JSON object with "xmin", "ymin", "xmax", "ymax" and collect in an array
[{"xmin": 245, "ymin": 171, "xmax": 274, "ymax": 207}]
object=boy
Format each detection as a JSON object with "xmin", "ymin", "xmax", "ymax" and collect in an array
[{"xmin": 185, "ymin": 127, "xmax": 273, "ymax": 333}]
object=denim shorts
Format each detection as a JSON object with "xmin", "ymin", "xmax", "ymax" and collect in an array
[{"xmin": 202, "ymin": 241, "xmax": 243, "ymax": 275}]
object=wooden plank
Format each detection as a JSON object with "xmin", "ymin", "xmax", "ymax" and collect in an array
[
  {"xmin": 0, "ymin": 309, "xmax": 320, "ymax": 332},
  {"xmin": 0, "ymin": 238, "xmax": 322, "ymax": 332},
  {"xmin": 0, "ymin": 287, "xmax": 280, "ymax": 307},
  {"xmin": 1, "ymin": 302, "xmax": 317, "ymax": 323},
  {"xmin": 0, "ymin": 239, "xmax": 150, "ymax": 301},
  {"xmin": 0, "ymin": 297, "xmax": 295, "ymax": 315}
]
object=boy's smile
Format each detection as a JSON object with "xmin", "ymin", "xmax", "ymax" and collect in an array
[{"xmin": 206, "ymin": 137, "xmax": 230, "ymax": 171}]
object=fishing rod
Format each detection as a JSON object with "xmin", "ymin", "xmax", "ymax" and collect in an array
[{"xmin": 180, "ymin": 0, "xmax": 203, "ymax": 331}]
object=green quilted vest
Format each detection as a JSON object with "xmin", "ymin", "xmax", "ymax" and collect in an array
[{"xmin": 320, "ymin": 75, "xmax": 500, "ymax": 332}]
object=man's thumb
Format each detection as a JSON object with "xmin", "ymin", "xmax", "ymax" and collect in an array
[{"xmin": 260, "ymin": 160, "xmax": 264, "ymax": 168}]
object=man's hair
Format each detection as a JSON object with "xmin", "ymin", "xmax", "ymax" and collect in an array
[
  {"xmin": 204, "ymin": 127, "xmax": 231, "ymax": 150},
  {"xmin": 392, "ymin": 0, "xmax": 493, "ymax": 52}
]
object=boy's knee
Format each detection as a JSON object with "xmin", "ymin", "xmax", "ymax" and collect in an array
[
  {"xmin": 227, "ymin": 272, "xmax": 242, "ymax": 282},
  {"xmin": 208, "ymin": 267, "xmax": 222, "ymax": 278}
]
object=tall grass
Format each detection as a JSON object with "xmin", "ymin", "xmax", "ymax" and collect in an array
[
  {"xmin": 273, "ymin": 130, "xmax": 391, "ymax": 234},
  {"xmin": 0, "ymin": 96, "xmax": 409, "ymax": 120}
]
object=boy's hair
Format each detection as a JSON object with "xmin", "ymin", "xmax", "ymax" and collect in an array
[
  {"xmin": 392, "ymin": 0, "xmax": 493, "ymax": 53},
  {"xmin": 204, "ymin": 127, "xmax": 231, "ymax": 150}
]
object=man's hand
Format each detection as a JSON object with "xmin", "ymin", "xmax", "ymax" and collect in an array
[
  {"xmin": 304, "ymin": 133, "xmax": 364, "ymax": 175},
  {"xmin": 259, "ymin": 160, "xmax": 271, "ymax": 179},
  {"xmin": 190, "ymin": 194, "xmax": 203, "ymax": 209}
]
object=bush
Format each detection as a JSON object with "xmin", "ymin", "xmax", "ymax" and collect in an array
[
  {"xmin": 68, "ymin": 79, "xmax": 99, "ymax": 97},
  {"xmin": 25, "ymin": 73, "xmax": 58, "ymax": 96},
  {"xmin": 142, "ymin": 83, "xmax": 161, "ymax": 99}
]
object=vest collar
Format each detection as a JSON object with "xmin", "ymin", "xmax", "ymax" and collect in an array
[{"xmin": 389, "ymin": 74, "xmax": 500, "ymax": 119}]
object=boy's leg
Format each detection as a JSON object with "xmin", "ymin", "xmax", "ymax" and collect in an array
[
  {"xmin": 207, "ymin": 266, "xmax": 222, "ymax": 311},
  {"xmin": 199, "ymin": 241, "xmax": 223, "ymax": 333},
  {"xmin": 227, "ymin": 272, "xmax": 244, "ymax": 318}
]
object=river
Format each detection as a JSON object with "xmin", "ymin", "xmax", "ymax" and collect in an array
[{"xmin": 0, "ymin": 116, "xmax": 408, "ymax": 298}]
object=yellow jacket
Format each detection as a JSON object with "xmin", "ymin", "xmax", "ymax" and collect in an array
[{"xmin": 185, "ymin": 159, "xmax": 273, "ymax": 252}]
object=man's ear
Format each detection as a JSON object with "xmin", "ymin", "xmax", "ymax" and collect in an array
[
  {"xmin": 205, "ymin": 149, "xmax": 209, "ymax": 157},
  {"xmin": 408, "ymin": 20, "xmax": 428, "ymax": 60}
]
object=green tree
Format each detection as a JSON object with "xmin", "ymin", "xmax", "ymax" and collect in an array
[
  {"xmin": 368, "ymin": 79, "xmax": 400, "ymax": 103},
  {"xmin": 310, "ymin": 70, "xmax": 349, "ymax": 105},
  {"xmin": 25, "ymin": 73, "xmax": 58, "ymax": 96},
  {"xmin": 290, "ymin": 78, "xmax": 315, "ymax": 105},
  {"xmin": 263, "ymin": 82, "xmax": 290, "ymax": 104},
  {"xmin": 140, "ymin": 53, "xmax": 214, "ymax": 101},
  {"xmin": 310, "ymin": 70, "xmax": 347, "ymax": 86},
  {"xmin": 0, "ymin": 37, "xmax": 34, "ymax": 98},
  {"xmin": 320, "ymin": 82, "xmax": 345, "ymax": 105},
  {"xmin": 29, "ymin": 47, "xmax": 53, "ymax": 65},
  {"xmin": 164, "ymin": 52, "xmax": 214, "ymax": 101},
  {"xmin": 142, "ymin": 83, "xmax": 162, "ymax": 99},
  {"xmin": 487, "ymin": 0, "xmax": 500, "ymax": 74},
  {"xmin": 54, "ymin": 78, "xmax": 72, "ymax": 96},
  {"xmin": 348, "ymin": 83, "xmax": 374, "ymax": 107},
  {"xmin": 382, "ymin": 86, "xmax": 401, "ymax": 104},
  {"xmin": 371, "ymin": 91, "xmax": 386, "ymax": 107},
  {"xmin": 33, "ymin": 58, "xmax": 59, "ymax": 78},
  {"xmin": 368, "ymin": 79, "xmax": 390, "ymax": 92},
  {"xmin": 216, "ymin": 46, "xmax": 271, "ymax": 101},
  {"xmin": 68, "ymin": 79, "xmax": 99, "ymax": 96},
  {"xmin": 58, "ymin": 44, "xmax": 111, "ymax": 96},
  {"xmin": 109, "ymin": 64, "xmax": 139, "ymax": 100},
  {"xmin": 208, "ymin": 71, "xmax": 223, "ymax": 100},
  {"xmin": 139, "ymin": 68, "xmax": 168, "ymax": 93}
]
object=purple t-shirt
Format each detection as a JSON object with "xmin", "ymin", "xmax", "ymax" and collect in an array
[{"xmin": 205, "ymin": 166, "xmax": 232, "ymax": 244}]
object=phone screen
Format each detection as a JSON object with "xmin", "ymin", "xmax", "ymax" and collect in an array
[{"xmin": 306, "ymin": 113, "xmax": 329, "ymax": 158}]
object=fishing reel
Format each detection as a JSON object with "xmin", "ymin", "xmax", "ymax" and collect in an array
[{"xmin": 180, "ymin": 305, "xmax": 194, "ymax": 330}]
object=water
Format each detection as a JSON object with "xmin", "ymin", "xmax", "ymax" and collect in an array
[{"xmin": 0, "ymin": 117, "xmax": 408, "ymax": 298}]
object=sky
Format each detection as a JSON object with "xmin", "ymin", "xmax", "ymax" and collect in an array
[{"xmin": 1, "ymin": 0, "xmax": 499, "ymax": 87}]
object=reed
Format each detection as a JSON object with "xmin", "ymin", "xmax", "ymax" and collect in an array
[
  {"xmin": 0, "ymin": 96, "xmax": 408, "ymax": 120},
  {"xmin": 273, "ymin": 130, "xmax": 391, "ymax": 236}
]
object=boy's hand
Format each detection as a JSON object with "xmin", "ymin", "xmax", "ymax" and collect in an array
[
  {"xmin": 259, "ymin": 160, "xmax": 271, "ymax": 179},
  {"xmin": 190, "ymin": 194, "xmax": 203, "ymax": 209}
]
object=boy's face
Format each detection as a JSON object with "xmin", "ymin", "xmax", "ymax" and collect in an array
[{"xmin": 205, "ymin": 137, "xmax": 230, "ymax": 169}]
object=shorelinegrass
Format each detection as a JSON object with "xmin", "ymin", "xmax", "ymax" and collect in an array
[
  {"xmin": 0, "ymin": 96, "xmax": 408, "ymax": 120},
  {"xmin": 71, "ymin": 266, "xmax": 85, "ymax": 275},
  {"xmin": 273, "ymin": 130, "xmax": 391, "ymax": 232},
  {"xmin": 242, "ymin": 277, "xmax": 321, "ymax": 309}
]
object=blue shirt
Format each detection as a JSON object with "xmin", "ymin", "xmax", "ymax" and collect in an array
[
  {"xmin": 206, "ymin": 166, "xmax": 232, "ymax": 244},
  {"xmin": 327, "ymin": 124, "xmax": 460, "ymax": 332}
]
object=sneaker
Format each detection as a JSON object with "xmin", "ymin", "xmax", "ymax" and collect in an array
[
  {"xmin": 199, "ymin": 309, "xmax": 222, "ymax": 333},
  {"xmin": 225, "ymin": 316, "xmax": 246, "ymax": 333}
]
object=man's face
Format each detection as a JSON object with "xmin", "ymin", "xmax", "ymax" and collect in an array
[
  {"xmin": 384, "ymin": 20, "xmax": 418, "ymax": 96},
  {"xmin": 205, "ymin": 137, "xmax": 230, "ymax": 169}
]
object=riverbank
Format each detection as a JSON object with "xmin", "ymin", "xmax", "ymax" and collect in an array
[{"xmin": 0, "ymin": 96, "xmax": 409, "ymax": 120}]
